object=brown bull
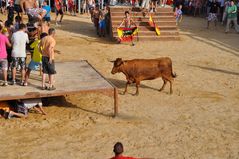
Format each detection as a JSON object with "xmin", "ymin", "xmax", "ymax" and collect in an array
[{"xmin": 111, "ymin": 57, "xmax": 176, "ymax": 95}]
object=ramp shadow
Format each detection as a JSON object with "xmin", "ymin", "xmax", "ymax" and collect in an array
[{"xmin": 43, "ymin": 96, "xmax": 112, "ymax": 117}]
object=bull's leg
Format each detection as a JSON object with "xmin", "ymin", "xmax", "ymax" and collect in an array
[
  {"xmin": 169, "ymin": 80, "xmax": 173, "ymax": 94},
  {"xmin": 159, "ymin": 79, "xmax": 167, "ymax": 92},
  {"xmin": 134, "ymin": 81, "xmax": 140, "ymax": 96},
  {"xmin": 123, "ymin": 81, "xmax": 130, "ymax": 95}
]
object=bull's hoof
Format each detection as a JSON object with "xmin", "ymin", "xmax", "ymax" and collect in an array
[
  {"xmin": 158, "ymin": 89, "xmax": 163, "ymax": 92},
  {"xmin": 133, "ymin": 93, "xmax": 139, "ymax": 96},
  {"xmin": 120, "ymin": 91, "xmax": 127, "ymax": 95}
]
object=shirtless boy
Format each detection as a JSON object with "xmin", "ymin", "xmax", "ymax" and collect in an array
[{"xmin": 40, "ymin": 28, "xmax": 57, "ymax": 90}]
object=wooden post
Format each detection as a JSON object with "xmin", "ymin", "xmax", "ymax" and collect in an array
[{"xmin": 113, "ymin": 88, "xmax": 118, "ymax": 117}]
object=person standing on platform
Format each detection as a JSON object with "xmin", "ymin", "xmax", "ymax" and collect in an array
[
  {"xmin": 0, "ymin": 24, "xmax": 11, "ymax": 86},
  {"xmin": 40, "ymin": 28, "xmax": 57, "ymax": 90},
  {"xmin": 24, "ymin": 33, "xmax": 48, "ymax": 86},
  {"xmin": 11, "ymin": 23, "xmax": 29, "ymax": 86}
]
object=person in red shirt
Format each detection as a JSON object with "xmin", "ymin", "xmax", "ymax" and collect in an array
[
  {"xmin": 110, "ymin": 142, "xmax": 137, "ymax": 159},
  {"xmin": 110, "ymin": 142, "xmax": 151, "ymax": 159},
  {"xmin": 55, "ymin": 0, "xmax": 64, "ymax": 25}
]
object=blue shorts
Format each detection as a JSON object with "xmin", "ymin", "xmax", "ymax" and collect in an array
[
  {"xmin": 43, "ymin": 17, "xmax": 51, "ymax": 22},
  {"xmin": 99, "ymin": 19, "xmax": 106, "ymax": 29},
  {"xmin": 28, "ymin": 60, "xmax": 41, "ymax": 71}
]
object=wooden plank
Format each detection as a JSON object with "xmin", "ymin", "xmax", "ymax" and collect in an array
[{"xmin": 0, "ymin": 61, "xmax": 119, "ymax": 116}]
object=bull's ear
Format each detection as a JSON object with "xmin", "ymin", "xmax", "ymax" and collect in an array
[{"xmin": 116, "ymin": 58, "xmax": 122, "ymax": 61}]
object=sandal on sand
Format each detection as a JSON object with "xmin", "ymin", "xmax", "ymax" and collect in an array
[
  {"xmin": 42, "ymin": 85, "xmax": 48, "ymax": 90},
  {"xmin": 21, "ymin": 82, "xmax": 28, "ymax": 86},
  {"xmin": 48, "ymin": 86, "xmax": 56, "ymax": 91}
]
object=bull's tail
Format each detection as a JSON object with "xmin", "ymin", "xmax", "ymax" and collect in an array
[
  {"xmin": 169, "ymin": 60, "xmax": 177, "ymax": 78},
  {"xmin": 172, "ymin": 72, "xmax": 177, "ymax": 78}
]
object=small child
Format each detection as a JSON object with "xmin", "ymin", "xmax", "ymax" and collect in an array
[
  {"xmin": 24, "ymin": 33, "xmax": 48, "ymax": 86},
  {"xmin": 175, "ymin": 5, "xmax": 183, "ymax": 25}
]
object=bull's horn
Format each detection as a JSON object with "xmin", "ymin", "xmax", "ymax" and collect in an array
[{"xmin": 107, "ymin": 58, "xmax": 115, "ymax": 63}]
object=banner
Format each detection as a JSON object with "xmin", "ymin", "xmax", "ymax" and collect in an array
[
  {"xmin": 117, "ymin": 27, "xmax": 138, "ymax": 42},
  {"xmin": 148, "ymin": 15, "xmax": 160, "ymax": 36}
]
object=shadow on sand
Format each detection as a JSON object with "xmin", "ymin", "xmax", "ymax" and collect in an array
[
  {"xmin": 189, "ymin": 64, "xmax": 239, "ymax": 76},
  {"xmin": 180, "ymin": 16, "xmax": 239, "ymax": 58},
  {"xmin": 43, "ymin": 96, "xmax": 112, "ymax": 117},
  {"xmin": 107, "ymin": 78, "xmax": 167, "ymax": 94},
  {"xmin": 55, "ymin": 19, "xmax": 116, "ymax": 45}
]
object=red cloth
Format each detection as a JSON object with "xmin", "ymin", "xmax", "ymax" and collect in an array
[
  {"xmin": 55, "ymin": 0, "xmax": 62, "ymax": 11},
  {"xmin": 110, "ymin": 156, "xmax": 137, "ymax": 159}
]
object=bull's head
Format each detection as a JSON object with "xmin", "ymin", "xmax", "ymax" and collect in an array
[{"xmin": 110, "ymin": 58, "xmax": 124, "ymax": 74}]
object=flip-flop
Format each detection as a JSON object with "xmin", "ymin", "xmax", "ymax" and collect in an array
[
  {"xmin": 42, "ymin": 85, "xmax": 48, "ymax": 90},
  {"xmin": 48, "ymin": 86, "xmax": 56, "ymax": 91}
]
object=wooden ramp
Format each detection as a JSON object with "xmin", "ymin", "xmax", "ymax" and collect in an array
[{"xmin": 0, "ymin": 61, "xmax": 119, "ymax": 116}]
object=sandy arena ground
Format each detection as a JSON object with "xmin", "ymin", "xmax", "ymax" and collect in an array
[{"xmin": 0, "ymin": 14, "xmax": 239, "ymax": 159}]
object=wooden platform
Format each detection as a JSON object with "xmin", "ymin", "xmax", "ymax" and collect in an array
[{"xmin": 0, "ymin": 61, "xmax": 119, "ymax": 117}]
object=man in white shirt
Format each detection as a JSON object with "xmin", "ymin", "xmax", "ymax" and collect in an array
[{"xmin": 11, "ymin": 23, "xmax": 29, "ymax": 85}]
